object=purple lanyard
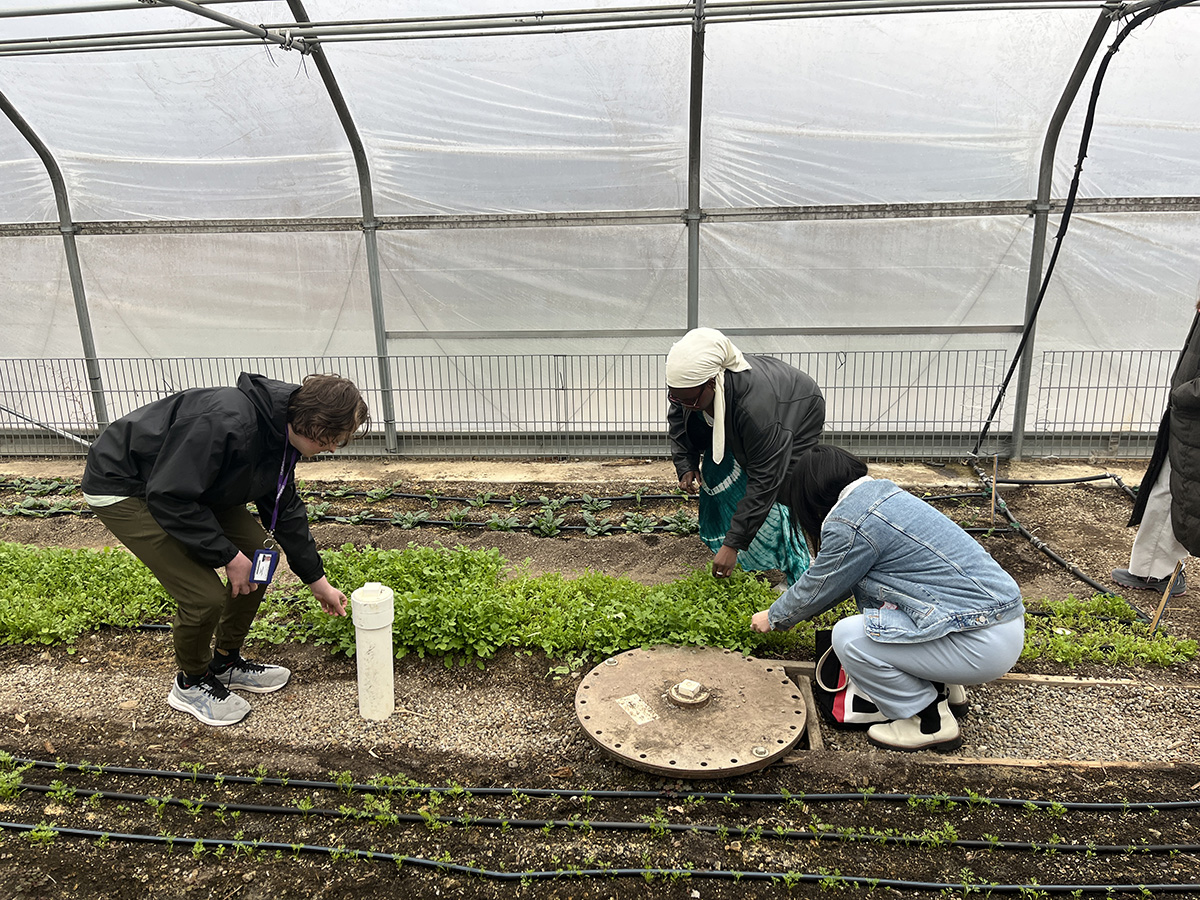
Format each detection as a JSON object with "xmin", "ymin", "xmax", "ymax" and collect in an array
[{"xmin": 267, "ymin": 443, "xmax": 298, "ymax": 537}]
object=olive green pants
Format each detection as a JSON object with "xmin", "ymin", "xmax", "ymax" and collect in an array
[{"xmin": 89, "ymin": 498, "xmax": 268, "ymax": 677}]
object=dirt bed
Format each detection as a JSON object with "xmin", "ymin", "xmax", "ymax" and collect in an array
[{"xmin": 1, "ymin": 456, "xmax": 1199, "ymax": 900}]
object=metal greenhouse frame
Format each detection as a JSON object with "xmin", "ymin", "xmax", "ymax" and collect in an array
[{"xmin": 2, "ymin": 0, "xmax": 1198, "ymax": 459}]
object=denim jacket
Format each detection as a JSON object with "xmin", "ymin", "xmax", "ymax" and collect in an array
[{"xmin": 767, "ymin": 478, "xmax": 1024, "ymax": 642}]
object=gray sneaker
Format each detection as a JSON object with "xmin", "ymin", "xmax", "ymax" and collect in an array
[
  {"xmin": 168, "ymin": 672, "xmax": 251, "ymax": 726},
  {"xmin": 210, "ymin": 654, "xmax": 291, "ymax": 694},
  {"xmin": 1111, "ymin": 568, "xmax": 1186, "ymax": 596}
]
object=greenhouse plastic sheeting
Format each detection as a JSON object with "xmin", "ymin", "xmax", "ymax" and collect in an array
[{"xmin": 1, "ymin": 1, "xmax": 1200, "ymax": 450}]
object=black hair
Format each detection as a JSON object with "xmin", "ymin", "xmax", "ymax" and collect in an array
[{"xmin": 779, "ymin": 445, "xmax": 869, "ymax": 551}]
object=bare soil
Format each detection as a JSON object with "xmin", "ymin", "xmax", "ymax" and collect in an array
[{"xmin": 2, "ymin": 456, "xmax": 1199, "ymax": 899}]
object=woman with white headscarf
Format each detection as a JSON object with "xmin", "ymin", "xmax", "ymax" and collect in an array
[{"xmin": 666, "ymin": 328, "xmax": 825, "ymax": 580}]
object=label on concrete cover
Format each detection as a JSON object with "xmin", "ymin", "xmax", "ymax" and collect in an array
[{"xmin": 614, "ymin": 693, "xmax": 658, "ymax": 726}]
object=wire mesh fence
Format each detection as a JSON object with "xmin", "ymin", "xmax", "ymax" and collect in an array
[
  {"xmin": 1034, "ymin": 349, "xmax": 1177, "ymax": 459},
  {"xmin": 0, "ymin": 348, "xmax": 1173, "ymax": 460}
]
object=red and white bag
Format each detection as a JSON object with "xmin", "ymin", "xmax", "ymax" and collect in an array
[{"xmin": 812, "ymin": 629, "xmax": 890, "ymax": 729}]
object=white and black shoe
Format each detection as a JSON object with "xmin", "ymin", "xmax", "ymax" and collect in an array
[
  {"xmin": 946, "ymin": 683, "xmax": 969, "ymax": 719},
  {"xmin": 867, "ymin": 697, "xmax": 961, "ymax": 752}
]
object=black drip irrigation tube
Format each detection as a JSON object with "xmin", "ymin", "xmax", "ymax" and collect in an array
[
  {"xmin": 16, "ymin": 758, "xmax": 1200, "ymax": 811},
  {"xmin": 2, "ymin": 823, "xmax": 1195, "ymax": 896},
  {"xmin": 315, "ymin": 490, "xmax": 692, "ymax": 506},
  {"xmin": 0, "ymin": 481, "xmax": 699, "ymax": 535},
  {"xmin": 13, "ymin": 780, "xmax": 1200, "ymax": 855},
  {"xmin": 967, "ymin": 463, "xmax": 1151, "ymax": 621},
  {"xmin": 7, "ymin": 759, "xmax": 1200, "ymax": 893},
  {"xmin": 990, "ymin": 473, "xmax": 1138, "ymax": 502}
]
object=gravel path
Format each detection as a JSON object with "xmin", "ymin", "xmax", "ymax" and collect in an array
[{"xmin": 3, "ymin": 634, "xmax": 1197, "ymax": 774}]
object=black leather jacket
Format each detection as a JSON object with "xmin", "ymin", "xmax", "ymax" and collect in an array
[{"xmin": 668, "ymin": 355, "xmax": 824, "ymax": 551}]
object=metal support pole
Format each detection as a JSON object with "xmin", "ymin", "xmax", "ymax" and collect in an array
[
  {"xmin": 684, "ymin": 0, "xmax": 706, "ymax": 331},
  {"xmin": 0, "ymin": 87, "xmax": 109, "ymax": 430},
  {"xmin": 150, "ymin": 0, "xmax": 313, "ymax": 54},
  {"xmin": 286, "ymin": 0, "xmax": 398, "ymax": 452},
  {"xmin": 1010, "ymin": 9, "xmax": 1113, "ymax": 459}
]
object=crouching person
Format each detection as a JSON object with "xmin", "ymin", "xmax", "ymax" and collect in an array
[
  {"xmin": 83, "ymin": 373, "xmax": 369, "ymax": 727},
  {"xmin": 751, "ymin": 446, "xmax": 1025, "ymax": 751}
]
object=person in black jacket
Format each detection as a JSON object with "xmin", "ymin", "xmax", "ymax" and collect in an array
[
  {"xmin": 666, "ymin": 328, "xmax": 825, "ymax": 580},
  {"xmin": 1114, "ymin": 299, "xmax": 1200, "ymax": 597},
  {"xmin": 82, "ymin": 373, "xmax": 369, "ymax": 726}
]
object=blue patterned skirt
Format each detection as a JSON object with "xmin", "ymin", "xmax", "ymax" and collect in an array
[{"xmin": 697, "ymin": 452, "xmax": 811, "ymax": 585}]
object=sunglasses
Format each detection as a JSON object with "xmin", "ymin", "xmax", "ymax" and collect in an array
[{"xmin": 667, "ymin": 380, "xmax": 713, "ymax": 407}]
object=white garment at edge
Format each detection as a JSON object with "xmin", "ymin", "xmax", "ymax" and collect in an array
[{"xmin": 1129, "ymin": 456, "xmax": 1190, "ymax": 580}]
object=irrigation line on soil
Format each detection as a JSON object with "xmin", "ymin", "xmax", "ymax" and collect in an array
[
  {"xmin": 15, "ymin": 759, "xmax": 1200, "ymax": 811},
  {"xmin": 969, "ymin": 463, "xmax": 1145, "ymax": 616},
  {"xmin": 988, "ymin": 473, "xmax": 1138, "ymax": 502},
  {"xmin": 14, "ymin": 780, "xmax": 1200, "ymax": 855},
  {"xmin": 2, "ymin": 822, "xmax": 1197, "ymax": 893}
]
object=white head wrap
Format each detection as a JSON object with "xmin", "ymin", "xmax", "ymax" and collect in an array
[{"xmin": 665, "ymin": 327, "xmax": 752, "ymax": 464}]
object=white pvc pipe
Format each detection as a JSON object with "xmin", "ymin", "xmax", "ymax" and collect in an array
[{"xmin": 350, "ymin": 582, "xmax": 395, "ymax": 721}]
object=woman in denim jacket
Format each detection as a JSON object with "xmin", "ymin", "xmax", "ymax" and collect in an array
[{"xmin": 751, "ymin": 446, "xmax": 1025, "ymax": 751}]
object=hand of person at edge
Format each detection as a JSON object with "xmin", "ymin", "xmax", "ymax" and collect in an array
[
  {"xmin": 751, "ymin": 610, "xmax": 773, "ymax": 633},
  {"xmin": 225, "ymin": 552, "xmax": 254, "ymax": 597},
  {"xmin": 309, "ymin": 576, "xmax": 348, "ymax": 616},
  {"xmin": 678, "ymin": 470, "xmax": 702, "ymax": 494},
  {"xmin": 712, "ymin": 544, "xmax": 738, "ymax": 578}
]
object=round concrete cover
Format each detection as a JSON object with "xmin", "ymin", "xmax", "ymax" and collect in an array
[{"xmin": 575, "ymin": 645, "xmax": 806, "ymax": 778}]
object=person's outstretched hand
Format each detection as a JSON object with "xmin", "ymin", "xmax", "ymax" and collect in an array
[
  {"xmin": 751, "ymin": 610, "xmax": 772, "ymax": 632},
  {"xmin": 308, "ymin": 576, "xmax": 348, "ymax": 616},
  {"xmin": 678, "ymin": 470, "xmax": 702, "ymax": 494},
  {"xmin": 712, "ymin": 544, "xmax": 738, "ymax": 578}
]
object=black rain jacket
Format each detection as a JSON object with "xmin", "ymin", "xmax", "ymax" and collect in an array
[
  {"xmin": 82, "ymin": 373, "xmax": 324, "ymax": 584},
  {"xmin": 668, "ymin": 355, "xmax": 825, "ymax": 551}
]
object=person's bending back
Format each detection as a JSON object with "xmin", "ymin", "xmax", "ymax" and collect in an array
[
  {"xmin": 666, "ymin": 327, "xmax": 824, "ymax": 582},
  {"xmin": 83, "ymin": 373, "xmax": 369, "ymax": 727}
]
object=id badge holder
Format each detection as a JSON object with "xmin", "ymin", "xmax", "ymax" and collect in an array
[{"xmin": 250, "ymin": 545, "xmax": 280, "ymax": 585}]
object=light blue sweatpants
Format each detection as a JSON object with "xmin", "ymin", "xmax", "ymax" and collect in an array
[{"xmin": 831, "ymin": 614, "xmax": 1026, "ymax": 721}]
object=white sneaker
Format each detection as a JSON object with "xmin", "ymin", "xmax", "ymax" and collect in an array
[
  {"xmin": 168, "ymin": 672, "xmax": 251, "ymax": 726},
  {"xmin": 867, "ymin": 698, "xmax": 961, "ymax": 752}
]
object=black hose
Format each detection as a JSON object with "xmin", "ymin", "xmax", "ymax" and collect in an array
[
  {"xmin": 969, "ymin": 463, "xmax": 1152, "ymax": 618},
  {"xmin": 11, "ymin": 782, "xmax": 1200, "ymax": 859},
  {"xmin": 14, "ymin": 781, "xmax": 1199, "ymax": 855},
  {"xmin": 971, "ymin": 0, "xmax": 1197, "ymax": 457},
  {"xmin": 981, "ymin": 472, "xmax": 1138, "ymax": 503},
  {"xmin": 14, "ymin": 759, "xmax": 1197, "ymax": 810},
  {"xmin": 0, "ymin": 820, "xmax": 1196, "ymax": 892}
]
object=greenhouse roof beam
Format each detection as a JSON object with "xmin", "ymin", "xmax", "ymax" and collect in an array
[
  {"xmin": 384, "ymin": 325, "xmax": 1024, "ymax": 340},
  {"xmin": 0, "ymin": 0, "xmax": 240, "ymax": 16},
  {"xmin": 5, "ymin": 197, "xmax": 1196, "ymax": 239},
  {"xmin": 0, "ymin": 0, "xmax": 1118, "ymax": 56},
  {"xmin": 152, "ymin": 0, "xmax": 312, "ymax": 54}
]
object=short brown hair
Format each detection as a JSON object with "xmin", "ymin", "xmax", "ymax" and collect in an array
[{"xmin": 287, "ymin": 374, "xmax": 370, "ymax": 447}]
